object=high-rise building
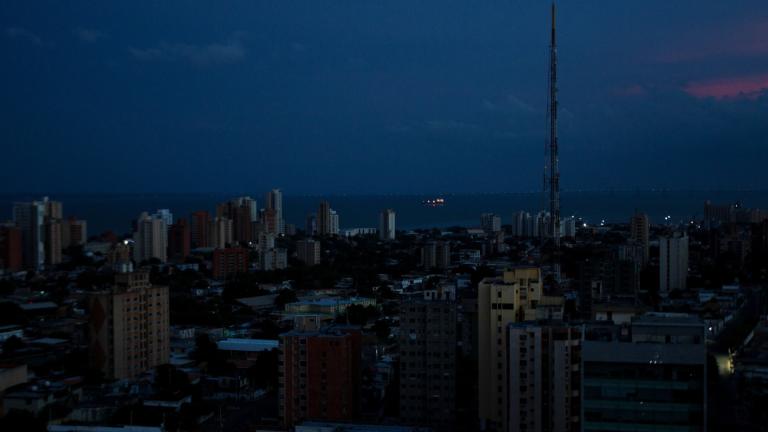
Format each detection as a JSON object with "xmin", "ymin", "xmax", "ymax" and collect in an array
[
  {"xmin": 399, "ymin": 288, "xmax": 457, "ymax": 431},
  {"xmin": 280, "ymin": 321, "xmax": 362, "ymax": 429},
  {"xmin": 152, "ymin": 209, "xmax": 173, "ymax": 227},
  {"xmin": 477, "ymin": 267, "xmax": 543, "ymax": 431},
  {"xmin": 0, "ymin": 223, "xmax": 22, "ymax": 272},
  {"xmin": 511, "ymin": 211, "xmax": 533, "ymax": 238},
  {"xmin": 167, "ymin": 218, "xmax": 191, "ymax": 262},
  {"xmin": 561, "ymin": 215, "xmax": 577, "ymax": 238},
  {"xmin": 660, "ymin": 232, "xmax": 688, "ymax": 293},
  {"xmin": 12, "ymin": 197, "xmax": 64, "ymax": 270},
  {"xmin": 266, "ymin": 189, "xmax": 285, "ymax": 235},
  {"xmin": 258, "ymin": 232, "xmax": 276, "ymax": 251},
  {"xmin": 13, "ymin": 199, "xmax": 46, "ymax": 270},
  {"xmin": 263, "ymin": 208, "xmax": 280, "ymax": 235},
  {"xmin": 507, "ymin": 322, "xmax": 581, "ymax": 432},
  {"xmin": 534, "ymin": 211, "xmax": 551, "ymax": 238},
  {"xmin": 306, "ymin": 214, "xmax": 317, "ymax": 236},
  {"xmin": 190, "ymin": 211, "xmax": 211, "ymax": 249},
  {"xmin": 581, "ymin": 313, "xmax": 706, "ymax": 432},
  {"xmin": 704, "ymin": 200, "xmax": 737, "ymax": 230},
  {"xmin": 43, "ymin": 218, "xmax": 62, "ymax": 266},
  {"xmin": 132, "ymin": 212, "xmax": 168, "ymax": 263},
  {"xmin": 318, "ymin": 201, "xmax": 333, "ymax": 236},
  {"xmin": 421, "ymin": 241, "xmax": 451, "ymax": 270},
  {"xmin": 259, "ymin": 247, "xmax": 288, "ymax": 271},
  {"xmin": 330, "ymin": 210, "xmax": 340, "ymax": 235},
  {"xmin": 209, "ymin": 217, "xmax": 233, "ymax": 249},
  {"xmin": 630, "ymin": 212, "xmax": 650, "ymax": 265},
  {"xmin": 481, "ymin": 213, "xmax": 502, "ymax": 233},
  {"xmin": 62, "ymin": 217, "xmax": 88, "ymax": 248},
  {"xmin": 212, "ymin": 247, "xmax": 249, "ymax": 279},
  {"xmin": 296, "ymin": 239, "xmax": 322, "ymax": 266},
  {"xmin": 217, "ymin": 197, "xmax": 257, "ymax": 243},
  {"xmin": 88, "ymin": 271, "xmax": 170, "ymax": 380},
  {"xmin": 379, "ymin": 209, "xmax": 396, "ymax": 241},
  {"xmin": 107, "ymin": 241, "xmax": 132, "ymax": 272},
  {"xmin": 42, "ymin": 198, "xmax": 63, "ymax": 220}
]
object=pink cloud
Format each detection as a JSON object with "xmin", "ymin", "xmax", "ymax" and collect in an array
[{"xmin": 684, "ymin": 73, "xmax": 768, "ymax": 99}]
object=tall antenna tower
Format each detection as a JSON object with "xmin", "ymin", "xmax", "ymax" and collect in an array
[{"xmin": 545, "ymin": 2, "xmax": 561, "ymax": 276}]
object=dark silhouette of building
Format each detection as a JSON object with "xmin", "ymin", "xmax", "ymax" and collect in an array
[
  {"xmin": 190, "ymin": 210, "xmax": 211, "ymax": 249},
  {"xmin": 399, "ymin": 288, "xmax": 457, "ymax": 431},
  {"xmin": 168, "ymin": 218, "xmax": 191, "ymax": 262},
  {"xmin": 212, "ymin": 247, "xmax": 249, "ymax": 280},
  {"xmin": 317, "ymin": 200, "xmax": 332, "ymax": 236},
  {"xmin": 280, "ymin": 319, "xmax": 362, "ymax": 429},
  {"xmin": 0, "ymin": 223, "xmax": 22, "ymax": 272},
  {"xmin": 421, "ymin": 241, "xmax": 451, "ymax": 270},
  {"xmin": 217, "ymin": 197, "xmax": 257, "ymax": 244}
]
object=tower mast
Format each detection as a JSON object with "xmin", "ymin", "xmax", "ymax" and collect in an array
[{"xmin": 547, "ymin": 2, "xmax": 561, "ymax": 276}]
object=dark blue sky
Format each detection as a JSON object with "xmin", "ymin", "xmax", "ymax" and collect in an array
[{"xmin": 1, "ymin": 1, "xmax": 767, "ymax": 194}]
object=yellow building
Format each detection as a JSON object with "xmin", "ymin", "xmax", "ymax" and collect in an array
[
  {"xmin": 88, "ymin": 272, "xmax": 170, "ymax": 380},
  {"xmin": 478, "ymin": 266, "xmax": 543, "ymax": 431}
]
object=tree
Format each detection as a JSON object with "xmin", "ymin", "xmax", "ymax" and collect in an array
[
  {"xmin": 372, "ymin": 319, "xmax": 392, "ymax": 341},
  {"xmin": 0, "ymin": 279, "xmax": 16, "ymax": 296},
  {"xmin": 0, "ymin": 410, "xmax": 46, "ymax": 432},
  {"xmin": 0, "ymin": 302, "xmax": 26, "ymax": 326},
  {"xmin": 248, "ymin": 349, "xmax": 279, "ymax": 390},
  {"xmin": 223, "ymin": 273, "xmax": 265, "ymax": 300},
  {"xmin": 1, "ymin": 335, "xmax": 24, "ymax": 356},
  {"xmin": 192, "ymin": 334, "xmax": 232, "ymax": 374},
  {"xmin": 154, "ymin": 364, "xmax": 192, "ymax": 397},
  {"xmin": 274, "ymin": 289, "xmax": 298, "ymax": 309},
  {"xmin": 339, "ymin": 305, "xmax": 380, "ymax": 325}
]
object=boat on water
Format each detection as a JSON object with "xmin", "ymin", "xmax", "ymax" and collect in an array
[{"xmin": 422, "ymin": 197, "xmax": 445, "ymax": 208}]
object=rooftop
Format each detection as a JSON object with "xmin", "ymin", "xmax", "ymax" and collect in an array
[
  {"xmin": 297, "ymin": 421, "xmax": 430, "ymax": 432},
  {"xmin": 216, "ymin": 338, "xmax": 279, "ymax": 352},
  {"xmin": 632, "ymin": 312, "xmax": 703, "ymax": 327}
]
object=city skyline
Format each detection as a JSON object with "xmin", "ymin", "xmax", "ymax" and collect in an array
[
  {"xmin": 2, "ymin": 2, "xmax": 768, "ymax": 432},
  {"xmin": 2, "ymin": 0, "xmax": 767, "ymax": 195}
]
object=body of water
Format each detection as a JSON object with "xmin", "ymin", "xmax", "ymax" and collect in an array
[{"xmin": 1, "ymin": 190, "xmax": 767, "ymax": 236}]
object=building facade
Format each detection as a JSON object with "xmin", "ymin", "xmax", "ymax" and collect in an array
[
  {"xmin": 399, "ymin": 289, "xmax": 457, "ymax": 431},
  {"xmin": 507, "ymin": 322, "xmax": 581, "ymax": 432},
  {"xmin": 581, "ymin": 314, "xmax": 706, "ymax": 432},
  {"xmin": 379, "ymin": 209, "xmax": 396, "ymax": 241},
  {"xmin": 280, "ymin": 322, "xmax": 362, "ymax": 428},
  {"xmin": 297, "ymin": 239, "xmax": 322, "ymax": 266},
  {"xmin": 212, "ymin": 247, "xmax": 249, "ymax": 280},
  {"xmin": 132, "ymin": 212, "xmax": 168, "ymax": 263},
  {"xmin": 422, "ymin": 241, "xmax": 451, "ymax": 270},
  {"xmin": 190, "ymin": 210, "xmax": 211, "ymax": 249},
  {"xmin": 217, "ymin": 197, "xmax": 257, "ymax": 243},
  {"xmin": 210, "ymin": 217, "xmax": 233, "ymax": 249},
  {"xmin": 659, "ymin": 233, "xmax": 688, "ymax": 294},
  {"xmin": 167, "ymin": 218, "xmax": 190, "ymax": 262},
  {"xmin": 88, "ymin": 272, "xmax": 170, "ymax": 380},
  {"xmin": 0, "ymin": 223, "xmax": 22, "ymax": 272},
  {"xmin": 629, "ymin": 212, "xmax": 650, "ymax": 265},
  {"xmin": 481, "ymin": 213, "xmax": 502, "ymax": 233},
  {"xmin": 62, "ymin": 217, "xmax": 87, "ymax": 248},
  {"xmin": 13, "ymin": 199, "xmax": 46, "ymax": 270},
  {"xmin": 266, "ymin": 189, "xmax": 285, "ymax": 235},
  {"xmin": 478, "ymin": 267, "xmax": 543, "ymax": 431}
]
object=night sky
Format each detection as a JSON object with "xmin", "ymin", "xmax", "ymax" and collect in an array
[{"xmin": 1, "ymin": 1, "xmax": 767, "ymax": 195}]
